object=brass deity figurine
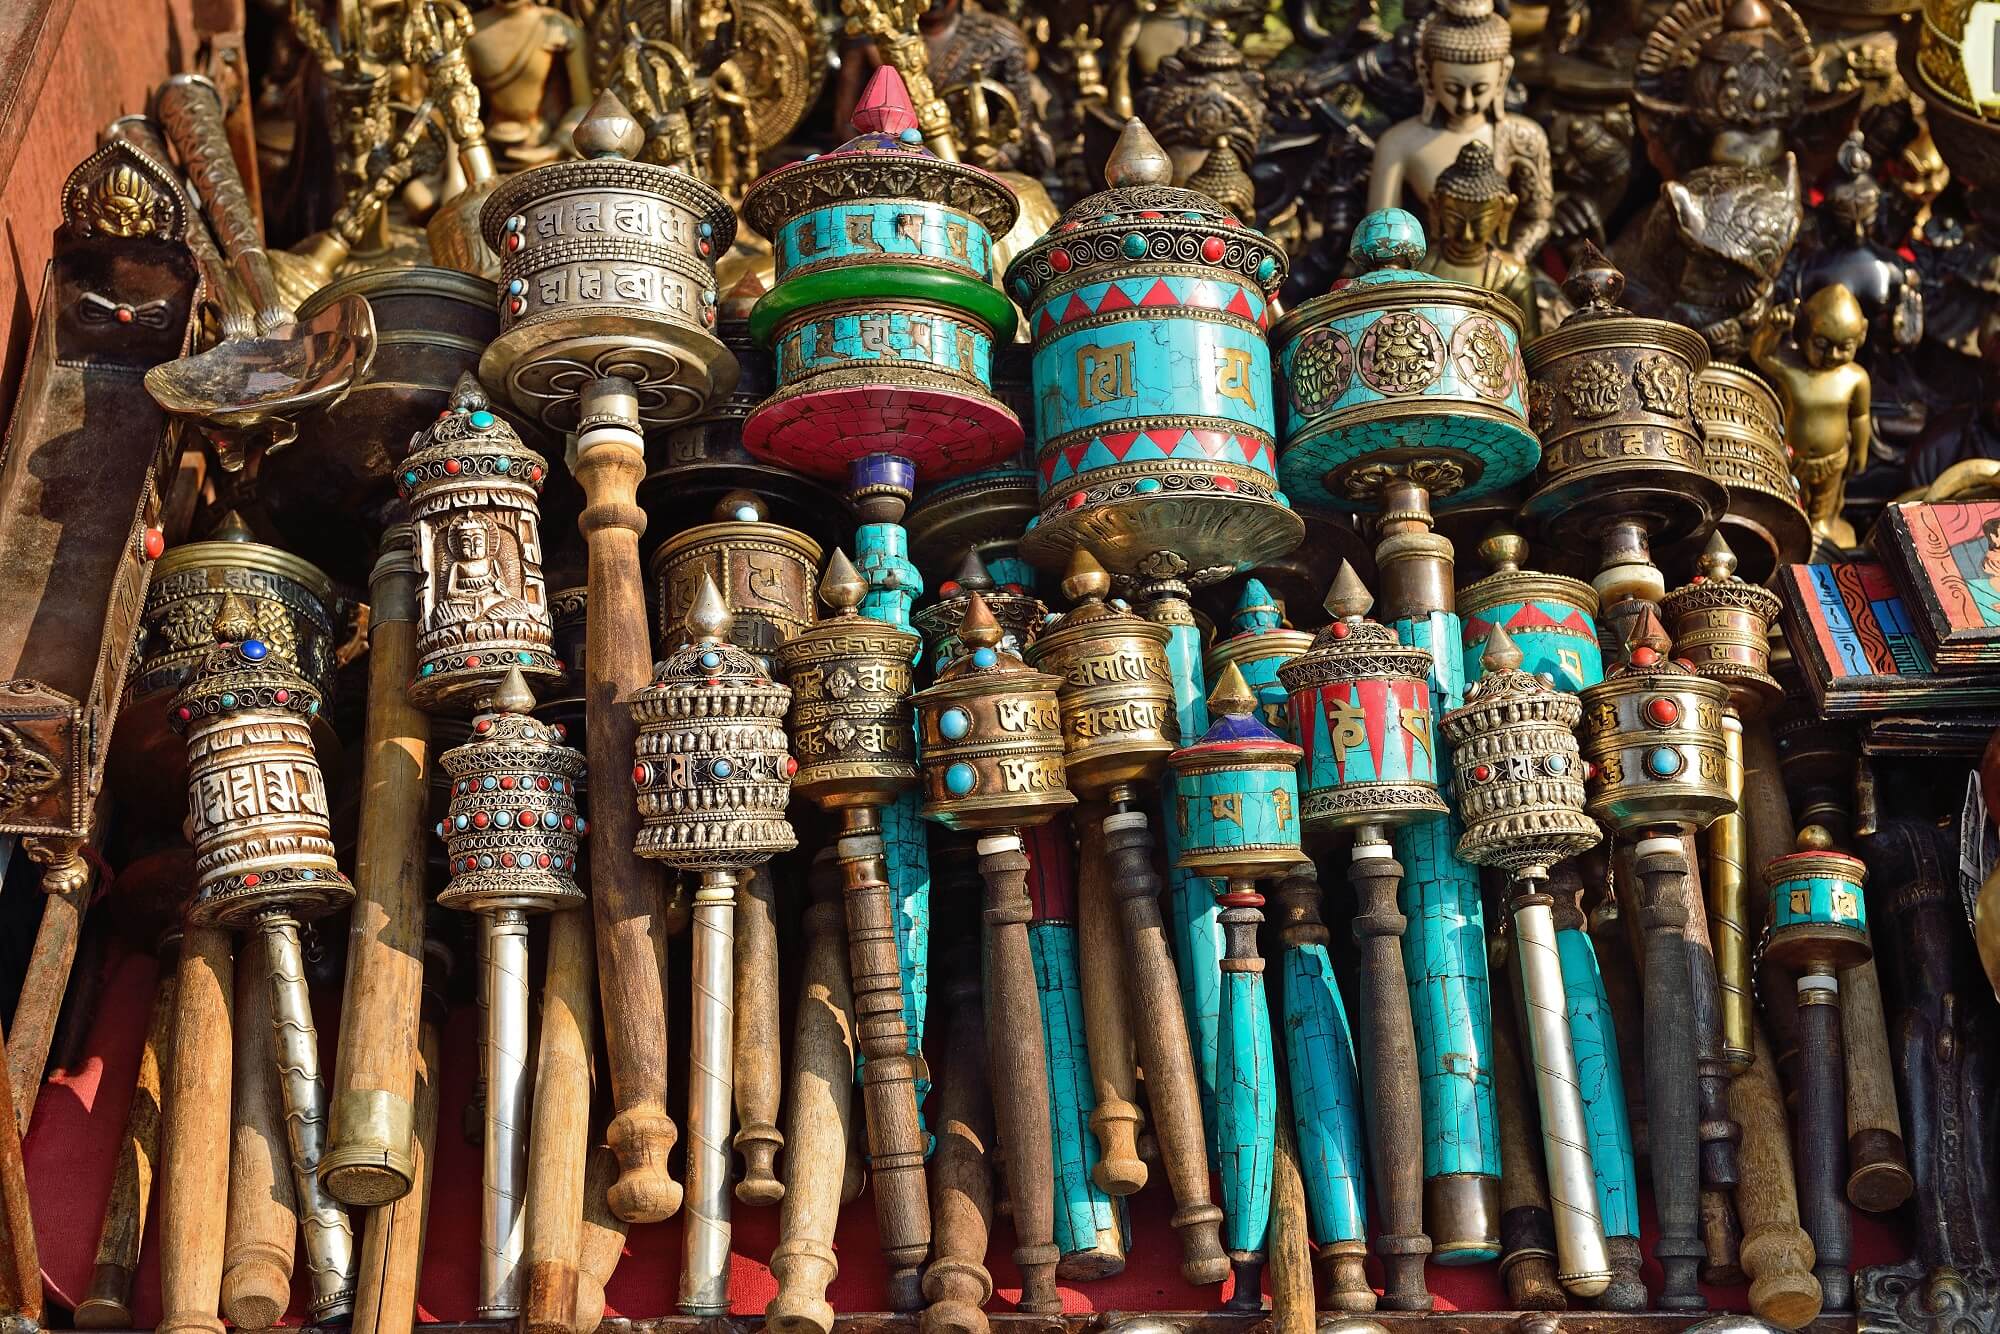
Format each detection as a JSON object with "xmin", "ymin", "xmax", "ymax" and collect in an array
[
  {"xmin": 1368, "ymin": 0, "xmax": 1553, "ymax": 263},
  {"xmin": 467, "ymin": 0, "xmax": 594, "ymax": 169},
  {"xmin": 1750, "ymin": 285, "xmax": 1873, "ymax": 548},
  {"xmin": 1419, "ymin": 141, "xmax": 1542, "ymax": 336}
]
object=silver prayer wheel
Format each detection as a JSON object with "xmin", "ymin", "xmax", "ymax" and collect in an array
[{"xmin": 1577, "ymin": 609, "xmax": 1734, "ymax": 834}]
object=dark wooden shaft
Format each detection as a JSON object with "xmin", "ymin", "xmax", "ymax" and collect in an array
[
  {"xmin": 1100, "ymin": 808, "xmax": 1228, "ymax": 1286},
  {"xmin": 734, "ymin": 864, "xmax": 785, "ymax": 1206},
  {"xmin": 8, "ymin": 855, "xmax": 89, "ymax": 1135},
  {"xmin": 1269, "ymin": 1051, "xmax": 1315, "ymax": 1334},
  {"xmin": 1678, "ymin": 837, "xmax": 1741, "ymax": 1199},
  {"xmin": 1792, "ymin": 979, "xmax": 1851, "ymax": 1312},
  {"xmin": 1838, "ymin": 949, "xmax": 1911, "ymax": 1212},
  {"xmin": 1491, "ymin": 928, "xmax": 1564, "ymax": 1311},
  {"xmin": 350, "ymin": 943, "xmax": 444, "ymax": 1334},
  {"xmin": 1634, "ymin": 835, "xmax": 1706, "ymax": 1311},
  {"xmin": 223, "ymin": 939, "xmax": 298, "ymax": 1331},
  {"xmin": 922, "ymin": 948, "xmax": 995, "ymax": 1334},
  {"xmin": 1074, "ymin": 802, "xmax": 1146, "ymax": 1195},
  {"xmin": 837, "ymin": 808, "xmax": 931, "ymax": 1309},
  {"xmin": 1346, "ymin": 835, "xmax": 1433, "ymax": 1312},
  {"xmin": 574, "ymin": 1144, "xmax": 632, "ymax": 1333},
  {"xmin": 158, "ymin": 925, "xmax": 234, "ymax": 1334}
]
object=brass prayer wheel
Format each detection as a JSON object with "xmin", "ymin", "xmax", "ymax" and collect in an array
[
  {"xmin": 1658, "ymin": 533, "xmax": 1783, "ymax": 720},
  {"xmin": 913, "ymin": 594, "xmax": 1076, "ymax": 831},
  {"xmin": 1692, "ymin": 364, "xmax": 1811, "ymax": 585},
  {"xmin": 648, "ymin": 492, "xmax": 823, "ymax": 663},
  {"xmin": 403, "ymin": 374, "xmax": 562, "ymax": 712},
  {"xmin": 479, "ymin": 91, "xmax": 739, "ymax": 434},
  {"xmin": 1026, "ymin": 550, "xmax": 1180, "ymax": 798},
  {"xmin": 912, "ymin": 549, "xmax": 1046, "ymax": 671},
  {"xmin": 1577, "ymin": 611, "xmax": 1734, "ymax": 834},
  {"xmin": 776, "ymin": 551, "xmax": 923, "ymax": 808},
  {"xmin": 1523, "ymin": 250, "xmax": 1724, "ymax": 556},
  {"xmin": 1456, "ymin": 533, "xmax": 1602, "ymax": 696}
]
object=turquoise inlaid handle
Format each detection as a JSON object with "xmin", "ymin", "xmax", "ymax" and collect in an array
[
  {"xmin": 1217, "ymin": 958, "xmax": 1276, "ymax": 1255},
  {"xmin": 1556, "ymin": 926, "xmax": 1638, "ymax": 1240},
  {"xmin": 1158, "ymin": 613, "xmax": 1221, "ymax": 1160},
  {"xmin": 1767, "ymin": 868, "xmax": 1868, "ymax": 934},
  {"xmin": 1391, "ymin": 609, "xmax": 1499, "ymax": 1259},
  {"xmin": 1282, "ymin": 942, "xmax": 1369, "ymax": 1245},
  {"xmin": 1030, "ymin": 921, "xmax": 1121, "ymax": 1262}
]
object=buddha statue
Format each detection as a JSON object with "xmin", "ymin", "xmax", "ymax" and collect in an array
[
  {"xmin": 428, "ymin": 517, "xmax": 541, "ymax": 636},
  {"xmin": 1419, "ymin": 141, "xmax": 1541, "ymax": 336},
  {"xmin": 1751, "ymin": 285, "xmax": 1873, "ymax": 549},
  {"xmin": 467, "ymin": 0, "xmax": 594, "ymax": 169},
  {"xmin": 1367, "ymin": 0, "xmax": 1553, "ymax": 263}
]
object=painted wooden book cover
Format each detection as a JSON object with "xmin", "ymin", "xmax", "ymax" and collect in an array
[
  {"xmin": 1874, "ymin": 500, "xmax": 2000, "ymax": 666},
  {"xmin": 1776, "ymin": 561, "xmax": 2000, "ymax": 713}
]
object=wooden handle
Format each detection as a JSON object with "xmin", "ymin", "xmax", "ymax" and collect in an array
[
  {"xmin": 0, "ymin": 978, "xmax": 41, "ymax": 1326},
  {"xmin": 1268, "ymin": 1053, "xmax": 1316, "ymax": 1334},
  {"xmin": 1346, "ymin": 836, "xmax": 1433, "ymax": 1312},
  {"xmin": 323, "ymin": 527, "xmax": 429, "ymax": 1207},
  {"xmin": 1792, "ymin": 981, "xmax": 1851, "ymax": 1312},
  {"xmin": 575, "ymin": 393, "xmax": 682, "ymax": 1225},
  {"xmin": 1740, "ymin": 726, "xmax": 1801, "ymax": 1078},
  {"xmin": 1582, "ymin": 851, "xmax": 1649, "ymax": 1165},
  {"xmin": 734, "ymin": 864, "xmax": 786, "ymax": 1206},
  {"xmin": 1490, "ymin": 928, "xmax": 1564, "ymax": 1311},
  {"xmin": 768, "ymin": 851, "xmax": 859, "ymax": 1334},
  {"xmin": 1632, "ymin": 835, "xmax": 1706, "ymax": 1311},
  {"xmin": 1100, "ymin": 809, "xmax": 1227, "ymax": 1286},
  {"xmin": 921, "ymin": 948, "xmax": 995, "ymax": 1334},
  {"xmin": 74, "ymin": 963, "xmax": 176, "ymax": 1328},
  {"xmin": 224, "ymin": 939, "xmax": 299, "ymax": 1331},
  {"xmin": 158, "ymin": 925, "xmax": 234, "ymax": 1334},
  {"xmin": 1730, "ymin": 1022, "xmax": 1821, "ymax": 1329},
  {"xmin": 1838, "ymin": 947, "xmax": 1912, "ymax": 1212},
  {"xmin": 1074, "ymin": 802, "xmax": 1146, "ymax": 1195},
  {"xmin": 1700, "ymin": 1188, "xmax": 1745, "ymax": 1287},
  {"xmin": 978, "ymin": 834, "xmax": 1061, "ymax": 1313},
  {"xmin": 8, "ymin": 851, "xmax": 88, "ymax": 1137},
  {"xmin": 523, "ymin": 909, "xmax": 599, "ymax": 1334},
  {"xmin": 350, "ymin": 942, "xmax": 445, "ymax": 1334},
  {"xmin": 573, "ymin": 1145, "xmax": 631, "ymax": 1332},
  {"xmin": 1676, "ymin": 835, "xmax": 1741, "ymax": 1201}
]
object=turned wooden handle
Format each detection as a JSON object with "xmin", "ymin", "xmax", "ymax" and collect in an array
[
  {"xmin": 1676, "ymin": 835, "xmax": 1740, "ymax": 1199},
  {"xmin": 1490, "ymin": 931, "xmax": 1565, "ymax": 1312},
  {"xmin": 922, "ymin": 952, "xmax": 995, "ymax": 1334},
  {"xmin": 74, "ymin": 964, "xmax": 176, "ymax": 1328},
  {"xmin": 159, "ymin": 925, "xmax": 235, "ymax": 1334},
  {"xmin": 768, "ymin": 852, "xmax": 860, "ymax": 1334},
  {"xmin": 575, "ymin": 397, "xmax": 681, "ymax": 1225},
  {"xmin": 1632, "ymin": 836, "xmax": 1706, "ymax": 1311},
  {"xmin": 0, "ymin": 979, "xmax": 41, "ymax": 1325},
  {"xmin": 574, "ymin": 1145, "xmax": 631, "ymax": 1332},
  {"xmin": 1346, "ymin": 838, "xmax": 1432, "ymax": 1312},
  {"xmin": 978, "ymin": 835, "xmax": 1061, "ymax": 1313},
  {"xmin": 523, "ymin": 909, "xmax": 599, "ymax": 1334},
  {"xmin": 8, "ymin": 856, "xmax": 88, "ymax": 1137},
  {"xmin": 224, "ymin": 940, "xmax": 299, "ymax": 1331},
  {"xmin": 1792, "ymin": 982, "xmax": 1851, "ymax": 1312},
  {"xmin": 734, "ymin": 864, "xmax": 786, "ymax": 1206},
  {"xmin": 324, "ymin": 526, "xmax": 429, "ymax": 1208},
  {"xmin": 1837, "ymin": 947, "xmax": 1912, "ymax": 1212},
  {"xmin": 350, "ymin": 944, "xmax": 444, "ymax": 1334},
  {"xmin": 1730, "ymin": 1024, "xmax": 1821, "ymax": 1329},
  {"xmin": 1073, "ymin": 803, "xmax": 1146, "ymax": 1195},
  {"xmin": 1100, "ymin": 810, "xmax": 1227, "ymax": 1286},
  {"xmin": 1269, "ymin": 1061, "xmax": 1316, "ymax": 1334},
  {"xmin": 1581, "ymin": 853, "xmax": 1649, "ymax": 1164}
]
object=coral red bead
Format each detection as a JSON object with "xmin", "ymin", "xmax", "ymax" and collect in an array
[
  {"xmin": 1472, "ymin": 764, "xmax": 1492, "ymax": 782},
  {"xmin": 1201, "ymin": 236, "xmax": 1225, "ymax": 262},
  {"xmin": 1647, "ymin": 697, "xmax": 1680, "ymax": 726},
  {"xmin": 1629, "ymin": 646, "xmax": 1659, "ymax": 667},
  {"xmin": 1049, "ymin": 249, "xmax": 1072, "ymax": 273},
  {"xmin": 500, "ymin": 776, "xmax": 516, "ymax": 789},
  {"xmin": 444, "ymin": 458, "xmax": 461, "ymax": 474},
  {"xmin": 243, "ymin": 874, "xmax": 260, "ymax": 887},
  {"xmin": 142, "ymin": 528, "xmax": 165, "ymax": 559}
]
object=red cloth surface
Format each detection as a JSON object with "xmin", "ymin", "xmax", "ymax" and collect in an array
[{"xmin": 31, "ymin": 939, "xmax": 1911, "ymax": 1324}]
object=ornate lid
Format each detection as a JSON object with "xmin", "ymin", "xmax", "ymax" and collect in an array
[
  {"xmin": 1447, "ymin": 625, "xmax": 1586, "ymax": 733},
  {"xmin": 1170, "ymin": 662, "xmax": 1302, "ymax": 766},
  {"xmin": 1522, "ymin": 243, "xmax": 1709, "ymax": 370},
  {"xmin": 1763, "ymin": 823, "xmax": 1866, "ymax": 886},
  {"xmin": 169, "ymin": 593, "xmax": 323, "ymax": 733},
  {"xmin": 743, "ymin": 66, "xmax": 1018, "ymax": 239},
  {"xmin": 1003, "ymin": 117, "xmax": 1287, "ymax": 310},
  {"xmin": 438, "ymin": 669, "xmax": 585, "ymax": 778},
  {"xmin": 1270, "ymin": 209, "xmax": 1525, "ymax": 343},
  {"xmin": 1456, "ymin": 531, "xmax": 1599, "ymax": 620},
  {"xmin": 154, "ymin": 509, "xmax": 336, "ymax": 604},
  {"xmin": 1029, "ymin": 549, "xmax": 1169, "ymax": 657},
  {"xmin": 1277, "ymin": 562, "xmax": 1437, "ymax": 689},
  {"xmin": 399, "ymin": 373, "xmax": 548, "ymax": 501},
  {"xmin": 635, "ymin": 573, "xmax": 795, "ymax": 720}
]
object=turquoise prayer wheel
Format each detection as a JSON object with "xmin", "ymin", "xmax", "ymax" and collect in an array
[
  {"xmin": 1167, "ymin": 664, "xmax": 1305, "ymax": 880},
  {"xmin": 1762, "ymin": 829, "xmax": 1870, "ymax": 974},
  {"xmin": 1205, "ymin": 578, "xmax": 1314, "ymax": 735},
  {"xmin": 1457, "ymin": 533, "xmax": 1602, "ymax": 694},
  {"xmin": 1005, "ymin": 119, "xmax": 1300, "ymax": 586},
  {"xmin": 1271, "ymin": 209, "xmax": 1538, "ymax": 514}
]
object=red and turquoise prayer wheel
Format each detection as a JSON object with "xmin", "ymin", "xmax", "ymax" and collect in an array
[
  {"xmin": 1003, "ymin": 118, "xmax": 1300, "ymax": 587},
  {"xmin": 739, "ymin": 65, "xmax": 1023, "ymax": 484},
  {"xmin": 1761, "ymin": 829, "xmax": 1871, "ymax": 975}
]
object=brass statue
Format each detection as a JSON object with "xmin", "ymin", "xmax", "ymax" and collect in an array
[
  {"xmin": 1367, "ymin": 0, "xmax": 1553, "ymax": 262},
  {"xmin": 1137, "ymin": 21, "xmax": 1264, "ymax": 218},
  {"xmin": 467, "ymin": 0, "xmax": 594, "ymax": 168},
  {"xmin": 1419, "ymin": 141, "xmax": 1541, "ymax": 337},
  {"xmin": 1751, "ymin": 285, "xmax": 1872, "ymax": 549}
]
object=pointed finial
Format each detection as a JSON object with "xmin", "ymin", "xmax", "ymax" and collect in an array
[
  {"xmin": 851, "ymin": 65, "xmax": 920, "ymax": 138},
  {"xmin": 720, "ymin": 271, "xmax": 768, "ymax": 322},
  {"xmin": 1562, "ymin": 242, "xmax": 1625, "ymax": 314},
  {"xmin": 951, "ymin": 548, "xmax": 995, "ymax": 594},
  {"xmin": 1061, "ymin": 548, "xmax": 1112, "ymax": 604},
  {"xmin": 716, "ymin": 490, "xmax": 767, "ymax": 524},
  {"xmin": 572, "ymin": 89, "xmax": 645, "ymax": 159},
  {"xmin": 208, "ymin": 508, "xmax": 255, "ymax": 543},
  {"xmin": 1231, "ymin": 577, "xmax": 1280, "ymax": 631},
  {"xmin": 1206, "ymin": 661, "xmax": 1258, "ymax": 718},
  {"xmin": 1796, "ymin": 824, "xmax": 1832, "ymax": 852},
  {"xmin": 1621, "ymin": 604, "xmax": 1674, "ymax": 665},
  {"xmin": 1105, "ymin": 119, "xmax": 1172, "ymax": 188},
  {"xmin": 687, "ymin": 570, "xmax": 733, "ymax": 643},
  {"xmin": 1324, "ymin": 561, "xmax": 1374, "ymax": 621},
  {"xmin": 959, "ymin": 592, "xmax": 1003, "ymax": 653},
  {"xmin": 1476, "ymin": 530, "xmax": 1526, "ymax": 574},
  {"xmin": 212, "ymin": 591, "xmax": 256, "ymax": 643},
  {"xmin": 819, "ymin": 549, "xmax": 868, "ymax": 614},
  {"xmin": 1480, "ymin": 623, "xmax": 1524, "ymax": 674},
  {"xmin": 448, "ymin": 371, "xmax": 489, "ymax": 413},
  {"xmin": 489, "ymin": 666, "xmax": 537, "ymax": 715},
  {"xmin": 1696, "ymin": 530, "xmax": 1739, "ymax": 583}
]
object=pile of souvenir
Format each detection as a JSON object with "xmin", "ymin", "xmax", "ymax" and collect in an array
[{"xmin": 4, "ymin": 0, "xmax": 2000, "ymax": 1330}]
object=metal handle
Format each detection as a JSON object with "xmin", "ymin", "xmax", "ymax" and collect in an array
[
  {"xmin": 682, "ymin": 871, "xmax": 739, "ymax": 1315},
  {"xmin": 481, "ymin": 910, "xmax": 532, "ymax": 1317},
  {"xmin": 154, "ymin": 76, "xmax": 289, "ymax": 332}
]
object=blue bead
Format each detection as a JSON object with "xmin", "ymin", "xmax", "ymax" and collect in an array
[
  {"xmin": 940, "ymin": 707, "xmax": 972, "ymax": 740},
  {"xmin": 544, "ymin": 812, "xmax": 560, "ymax": 829},
  {"xmin": 493, "ymin": 811, "xmax": 511, "ymax": 827},
  {"xmin": 469, "ymin": 410, "xmax": 496, "ymax": 430},
  {"xmin": 479, "ymin": 854, "xmax": 495, "ymax": 869},
  {"xmin": 420, "ymin": 663, "xmax": 435, "ymax": 676},
  {"xmin": 733, "ymin": 504, "xmax": 759, "ymax": 522},
  {"xmin": 805, "ymin": 153, "xmax": 820, "ymax": 161},
  {"xmin": 219, "ymin": 693, "xmax": 235, "ymax": 708},
  {"xmin": 1274, "ymin": 490, "xmax": 1291, "ymax": 508},
  {"xmin": 482, "ymin": 776, "xmax": 498, "ymax": 790},
  {"xmin": 1645, "ymin": 747, "xmax": 1682, "ymax": 778},
  {"xmin": 405, "ymin": 471, "xmax": 418, "ymax": 486},
  {"xmin": 300, "ymin": 869, "xmax": 315, "ymax": 880},
  {"xmin": 1256, "ymin": 254, "xmax": 1278, "ymax": 282},
  {"xmin": 455, "ymin": 814, "xmax": 469, "ymax": 829},
  {"xmin": 1122, "ymin": 232, "xmax": 1149, "ymax": 258},
  {"xmin": 945, "ymin": 761, "xmax": 978, "ymax": 796},
  {"xmin": 507, "ymin": 278, "xmax": 525, "ymax": 295},
  {"xmin": 518, "ymin": 652, "xmax": 532, "ymax": 663},
  {"xmin": 1024, "ymin": 516, "xmax": 1039, "ymax": 530},
  {"xmin": 713, "ymin": 758, "xmax": 734, "ymax": 778},
  {"xmin": 700, "ymin": 650, "xmax": 723, "ymax": 669},
  {"xmin": 971, "ymin": 647, "xmax": 998, "ymax": 669},
  {"xmin": 899, "ymin": 128, "xmax": 923, "ymax": 144},
  {"xmin": 699, "ymin": 221, "xmax": 713, "ymax": 238},
  {"xmin": 495, "ymin": 457, "xmax": 510, "ymax": 473},
  {"xmin": 239, "ymin": 639, "xmax": 268, "ymax": 661},
  {"xmin": 308, "ymin": 700, "xmax": 318, "ymax": 713}
]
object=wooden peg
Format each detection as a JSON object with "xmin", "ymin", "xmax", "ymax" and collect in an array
[
  {"xmin": 1730, "ymin": 1025, "xmax": 1822, "ymax": 1328},
  {"xmin": 523, "ymin": 908, "xmax": 599, "ymax": 1334},
  {"xmin": 734, "ymin": 864, "xmax": 786, "ymax": 1205},
  {"xmin": 922, "ymin": 948, "xmax": 996, "ymax": 1334},
  {"xmin": 223, "ymin": 936, "xmax": 298, "ymax": 1331},
  {"xmin": 157, "ymin": 925, "xmax": 234, "ymax": 1334},
  {"xmin": 1074, "ymin": 803, "xmax": 1146, "ymax": 1196},
  {"xmin": 1838, "ymin": 947, "xmax": 1912, "ymax": 1212},
  {"xmin": 573, "ymin": 1145, "xmax": 632, "ymax": 1332}
]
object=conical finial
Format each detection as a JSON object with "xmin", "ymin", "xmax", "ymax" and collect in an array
[
  {"xmin": 1695, "ymin": 530, "xmax": 1740, "ymax": 583},
  {"xmin": 448, "ymin": 371, "xmax": 490, "ymax": 413},
  {"xmin": 1324, "ymin": 561, "xmax": 1374, "ymax": 621},
  {"xmin": 687, "ymin": 570, "xmax": 734, "ymax": 643},
  {"xmin": 1796, "ymin": 824, "xmax": 1833, "ymax": 852},
  {"xmin": 950, "ymin": 548, "xmax": 995, "ymax": 595},
  {"xmin": 1232, "ymin": 577, "xmax": 1281, "ymax": 632},
  {"xmin": 720, "ymin": 270, "xmax": 768, "ymax": 322},
  {"xmin": 1061, "ymin": 548, "xmax": 1112, "ymax": 604},
  {"xmin": 716, "ymin": 490, "xmax": 768, "ymax": 524},
  {"xmin": 1480, "ymin": 623, "xmax": 1524, "ymax": 675},
  {"xmin": 489, "ymin": 666, "xmax": 537, "ymax": 715},
  {"xmin": 1476, "ymin": 530, "xmax": 1526, "ymax": 574},
  {"xmin": 959, "ymin": 592, "xmax": 1003, "ymax": 654},
  {"xmin": 212, "ymin": 591, "xmax": 256, "ymax": 643},
  {"xmin": 1206, "ymin": 661, "xmax": 1258, "ymax": 718},
  {"xmin": 1105, "ymin": 119, "xmax": 1172, "ymax": 188},
  {"xmin": 208, "ymin": 509, "xmax": 255, "ymax": 543},
  {"xmin": 1563, "ymin": 242, "xmax": 1625, "ymax": 314},
  {"xmin": 1620, "ymin": 604, "xmax": 1674, "ymax": 665},
  {"xmin": 851, "ymin": 65, "xmax": 920, "ymax": 138},
  {"xmin": 819, "ymin": 549, "xmax": 868, "ymax": 615},
  {"xmin": 573, "ymin": 89, "xmax": 646, "ymax": 159}
]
